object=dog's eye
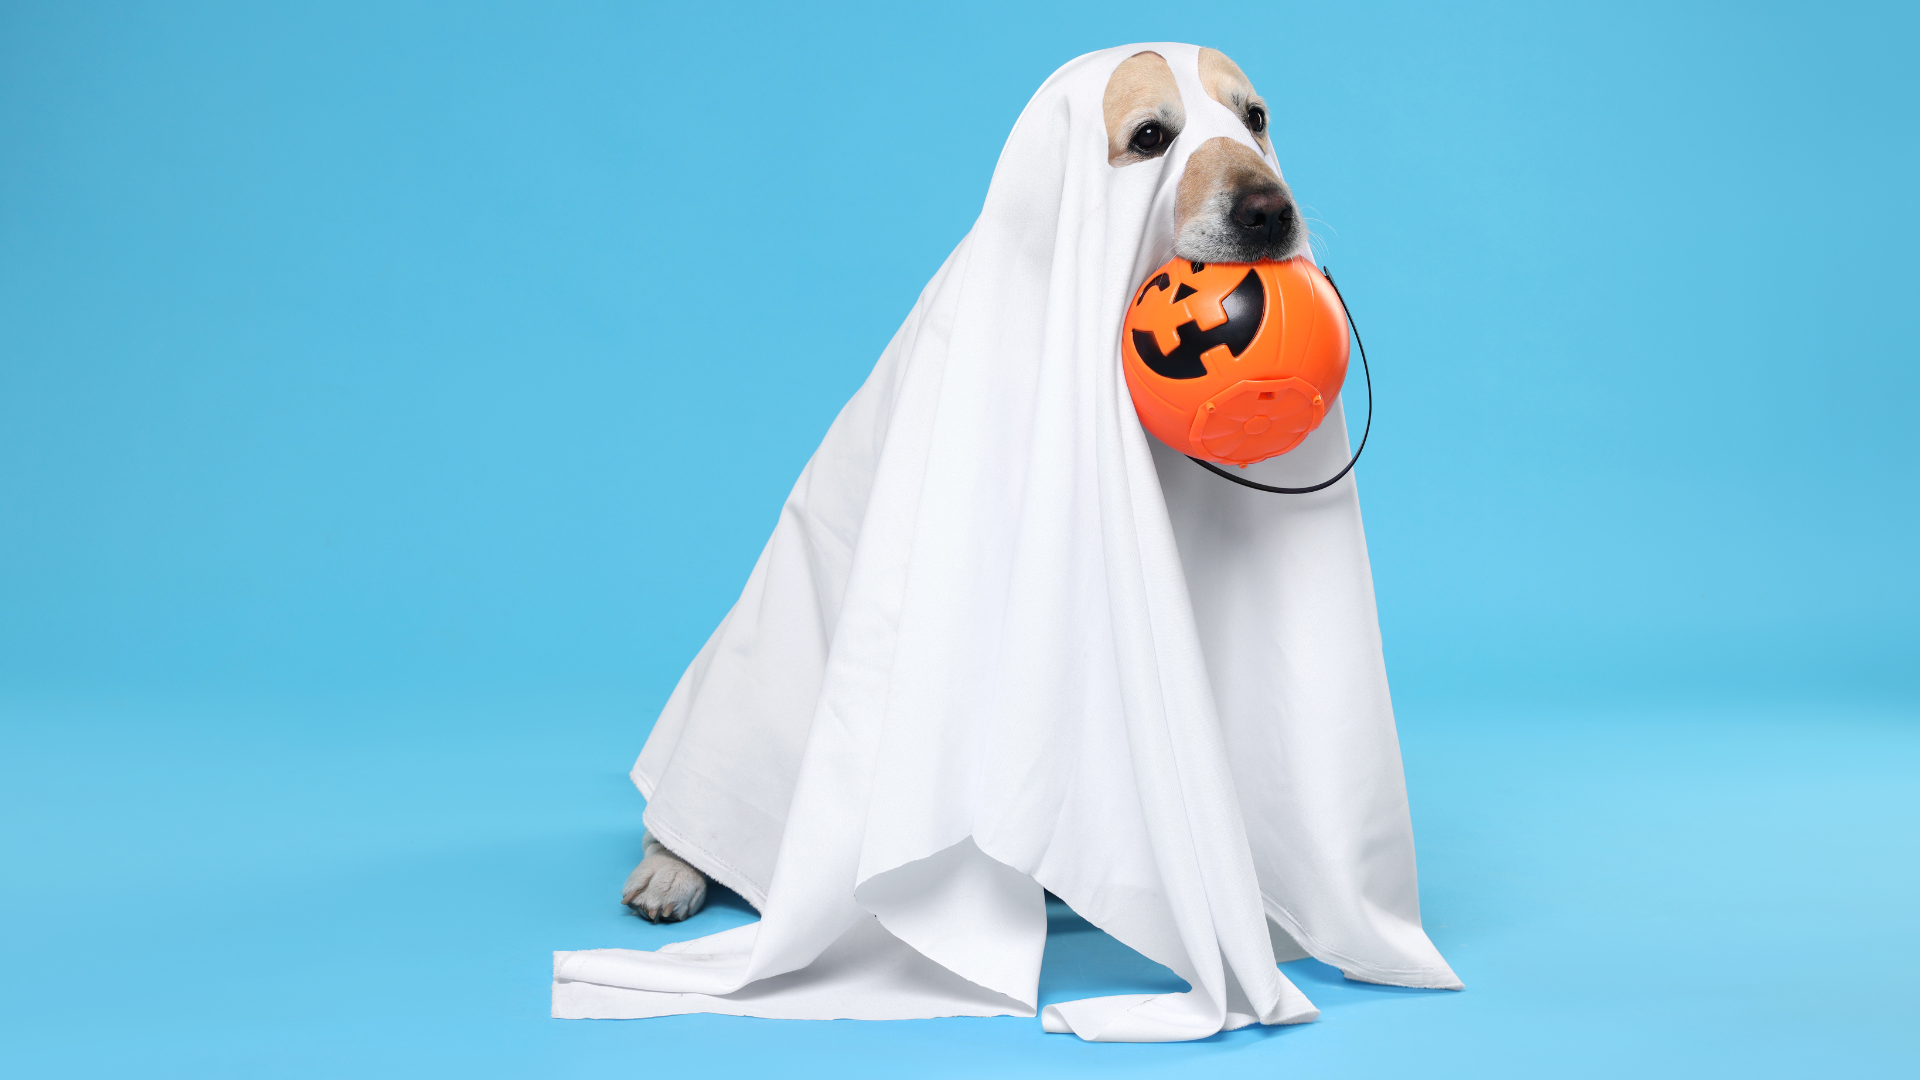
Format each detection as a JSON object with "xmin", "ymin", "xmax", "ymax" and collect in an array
[
  {"xmin": 1130, "ymin": 121, "xmax": 1172, "ymax": 156},
  {"xmin": 1245, "ymin": 105, "xmax": 1268, "ymax": 135}
]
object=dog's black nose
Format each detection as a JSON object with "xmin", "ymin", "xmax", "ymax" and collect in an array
[{"xmin": 1231, "ymin": 189, "xmax": 1295, "ymax": 241}]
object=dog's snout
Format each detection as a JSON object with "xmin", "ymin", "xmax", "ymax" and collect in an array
[
  {"xmin": 1172, "ymin": 137, "xmax": 1306, "ymax": 264},
  {"xmin": 1231, "ymin": 189, "xmax": 1294, "ymax": 240}
]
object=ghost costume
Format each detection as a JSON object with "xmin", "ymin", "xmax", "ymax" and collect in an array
[{"xmin": 552, "ymin": 42, "xmax": 1460, "ymax": 1042}]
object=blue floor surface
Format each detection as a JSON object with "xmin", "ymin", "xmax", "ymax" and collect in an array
[{"xmin": 3, "ymin": 693, "xmax": 1914, "ymax": 1077}]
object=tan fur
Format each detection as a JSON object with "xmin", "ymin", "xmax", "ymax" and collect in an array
[
  {"xmin": 1198, "ymin": 47, "xmax": 1274, "ymax": 158},
  {"xmin": 1102, "ymin": 51, "xmax": 1185, "ymax": 165},
  {"xmin": 1174, "ymin": 136, "xmax": 1282, "ymax": 243}
]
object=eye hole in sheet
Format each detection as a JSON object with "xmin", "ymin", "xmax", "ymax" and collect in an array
[
  {"xmin": 1198, "ymin": 47, "xmax": 1274, "ymax": 158},
  {"xmin": 1103, "ymin": 51, "xmax": 1186, "ymax": 167}
]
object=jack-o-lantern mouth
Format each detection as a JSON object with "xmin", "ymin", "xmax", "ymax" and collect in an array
[{"xmin": 1128, "ymin": 266, "xmax": 1265, "ymax": 380}]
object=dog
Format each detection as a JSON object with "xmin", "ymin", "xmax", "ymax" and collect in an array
[{"xmin": 623, "ymin": 47, "xmax": 1303, "ymax": 924}]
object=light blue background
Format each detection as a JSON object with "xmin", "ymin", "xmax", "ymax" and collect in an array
[{"xmin": 2, "ymin": 2, "xmax": 1913, "ymax": 1077}]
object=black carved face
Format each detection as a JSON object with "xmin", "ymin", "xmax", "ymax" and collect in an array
[{"xmin": 1128, "ymin": 266, "xmax": 1265, "ymax": 380}]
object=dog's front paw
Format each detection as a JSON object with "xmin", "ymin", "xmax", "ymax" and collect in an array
[{"xmin": 621, "ymin": 838, "xmax": 708, "ymax": 923}]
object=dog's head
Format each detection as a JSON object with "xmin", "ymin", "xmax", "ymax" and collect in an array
[{"xmin": 1103, "ymin": 49, "xmax": 1302, "ymax": 264}]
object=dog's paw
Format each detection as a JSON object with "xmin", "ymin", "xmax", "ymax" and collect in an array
[{"xmin": 621, "ymin": 835, "xmax": 709, "ymax": 923}]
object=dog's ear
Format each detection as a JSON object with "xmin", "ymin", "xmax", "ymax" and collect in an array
[
  {"xmin": 1104, "ymin": 51, "xmax": 1185, "ymax": 166},
  {"xmin": 1198, "ymin": 48, "xmax": 1272, "ymax": 157}
]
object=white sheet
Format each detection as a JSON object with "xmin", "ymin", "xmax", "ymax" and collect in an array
[{"xmin": 553, "ymin": 42, "xmax": 1460, "ymax": 1042}]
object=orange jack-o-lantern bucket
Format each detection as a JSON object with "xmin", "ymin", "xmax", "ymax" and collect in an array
[{"xmin": 1122, "ymin": 256, "xmax": 1349, "ymax": 466}]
